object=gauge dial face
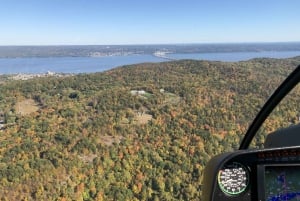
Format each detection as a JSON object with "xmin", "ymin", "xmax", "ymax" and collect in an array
[{"xmin": 217, "ymin": 162, "xmax": 249, "ymax": 196}]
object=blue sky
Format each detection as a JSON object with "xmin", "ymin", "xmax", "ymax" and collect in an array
[{"xmin": 0, "ymin": 0, "xmax": 300, "ymax": 45}]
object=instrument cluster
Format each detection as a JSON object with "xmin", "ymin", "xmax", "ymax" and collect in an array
[{"xmin": 202, "ymin": 146, "xmax": 300, "ymax": 201}]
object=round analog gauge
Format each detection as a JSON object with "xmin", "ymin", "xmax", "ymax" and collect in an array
[{"xmin": 217, "ymin": 162, "xmax": 249, "ymax": 196}]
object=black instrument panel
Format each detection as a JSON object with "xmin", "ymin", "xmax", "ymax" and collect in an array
[{"xmin": 202, "ymin": 146, "xmax": 300, "ymax": 201}]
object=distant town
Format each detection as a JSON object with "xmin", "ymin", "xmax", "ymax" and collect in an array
[
  {"xmin": 0, "ymin": 42, "xmax": 300, "ymax": 58},
  {"xmin": 11, "ymin": 71, "xmax": 73, "ymax": 80},
  {"xmin": 0, "ymin": 71, "xmax": 73, "ymax": 82}
]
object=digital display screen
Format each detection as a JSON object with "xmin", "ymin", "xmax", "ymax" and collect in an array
[{"xmin": 265, "ymin": 165, "xmax": 300, "ymax": 201}]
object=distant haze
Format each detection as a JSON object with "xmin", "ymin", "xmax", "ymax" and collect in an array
[{"xmin": 1, "ymin": 43, "xmax": 300, "ymax": 58}]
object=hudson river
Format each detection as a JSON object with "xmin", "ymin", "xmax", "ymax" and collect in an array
[{"xmin": 1, "ymin": 51, "xmax": 300, "ymax": 74}]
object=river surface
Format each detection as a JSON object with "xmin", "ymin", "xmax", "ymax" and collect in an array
[{"xmin": 1, "ymin": 51, "xmax": 300, "ymax": 74}]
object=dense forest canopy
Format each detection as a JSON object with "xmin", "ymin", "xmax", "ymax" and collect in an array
[{"xmin": 0, "ymin": 57, "xmax": 300, "ymax": 200}]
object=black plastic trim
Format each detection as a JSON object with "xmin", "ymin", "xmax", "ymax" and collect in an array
[{"xmin": 239, "ymin": 65, "xmax": 300, "ymax": 150}]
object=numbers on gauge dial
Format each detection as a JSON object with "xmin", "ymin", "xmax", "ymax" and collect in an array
[{"xmin": 217, "ymin": 162, "xmax": 249, "ymax": 195}]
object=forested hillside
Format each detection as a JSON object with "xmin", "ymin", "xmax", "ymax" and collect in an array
[{"xmin": 0, "ymin": 58, "xmax": 300, "ymax": 200}]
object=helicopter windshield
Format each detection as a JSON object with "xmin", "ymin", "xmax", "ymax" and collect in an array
[
  {"xmin": 250, "ymin": 82, "xmax": 300, "ymax": 149},
  {"xmin": 202, "ymin": 64, "xmax": 300, "ymax": 201}
]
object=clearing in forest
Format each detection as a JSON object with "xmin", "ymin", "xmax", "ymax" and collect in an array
[
  {"xmin": 15, "ymin": 99, "xmax": 40, "ymax": 115},
  {"xmin": 135, "ymin": 112, "xmax": 152, "ymax": 124},
  {"xmin": 163, "ymin": 92, "xmax": 181, "ymax": 104},
  {"xmin": 99, "ymin": 135, "xmax": 123, "ymax": 146}
]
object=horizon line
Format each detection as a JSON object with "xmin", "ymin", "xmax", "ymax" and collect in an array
[{"xmin": 1, "ymin": 41, "xmax": 300, "ymax": 47}]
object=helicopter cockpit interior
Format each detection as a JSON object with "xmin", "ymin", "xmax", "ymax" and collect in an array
[{"xmin": 202, "ymin": 65, "xmax": 300, "ymax": 201}]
